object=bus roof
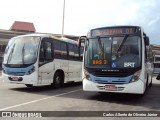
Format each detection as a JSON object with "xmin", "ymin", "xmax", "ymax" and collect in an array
[{"xmin": 11, "ymin": 33, "xmax": 78, "ymax": 45}]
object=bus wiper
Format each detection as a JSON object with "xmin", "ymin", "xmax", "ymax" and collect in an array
[
  {"xmin": 116, "ymin": 35, "xmax": 129, "ymax": 54},
  {"xmin": 22, "ymin": 43, "xmax": 25, "ymax": 64},
  {"xmin": 97, "ymin": 36, "xmax": 105, "ymax": 59},
  {"xmin": 97, "ymin": 36, "xmax": 104, "ymax": 53},
  {"xmin": 7, "ymin": 44, "xmax": 15, "ymax": 64}
]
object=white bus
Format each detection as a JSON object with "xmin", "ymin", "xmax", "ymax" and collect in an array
[
  {"xmin": 78, "ymin": 26, "xmax": 153, "ymax": 95},
  {"xmin": 2, "ymin": 34, "xmax": 83, "ymax": 88}
]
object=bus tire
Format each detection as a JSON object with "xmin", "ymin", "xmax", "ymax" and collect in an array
[
  {"xmin": 149, "ymin": 75, "xmax": 152, "ymax": 87},
  {"xmin": 52, "ymin": 72, "xmax": 64, "ymax": 89},
  {"xmin": 143, "ymin": 74, "xmax": 149, "ymax": 95},
  {"xmin": 138, "ymin": 74, "xmax": 149, "ymax": 97},
  {"xmin": 25, "ymin": 84, "xmax": 33, "ymax": 87}
]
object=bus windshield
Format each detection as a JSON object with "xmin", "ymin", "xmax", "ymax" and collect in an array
[
  {"xmin": 84, "ymin": 35, "xmax": 141, "ymax": 69},
  {"xmin": 3, "ymin": 36, "xmax": 40, "ymax": 65}
]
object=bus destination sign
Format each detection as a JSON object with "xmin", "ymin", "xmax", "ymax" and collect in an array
[{"xmin": 91, "ymin": 27, "xmax": 136, "ymax": 36}]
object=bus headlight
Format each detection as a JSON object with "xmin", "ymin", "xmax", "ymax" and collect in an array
[
  {"xmin": 84, "ymin": 69, "xmax": 91, "ymax": 80},
  {"xmin": 2, "ymin": 69, "xmax": 5, "ymax": 74},
  {"xmin": 2, "ymin": 66, "xmax": 5, "ymax": 73},
  {"xmin": 28, "ymin": 66, "xmax": 35, "ymax": 75},
  {"xmin": 130, "ymin": 70, "xmax": 141, "ymax": 82}
]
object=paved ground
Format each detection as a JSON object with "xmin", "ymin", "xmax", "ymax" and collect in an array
[{"xmin": 0, "ymin": 75, "xmax": 160, "ymax": 120}]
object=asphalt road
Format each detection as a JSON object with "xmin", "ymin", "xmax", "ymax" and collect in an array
[{"xmin": 0, "ymin": 76, "xmax": 160, "ymax": 120}]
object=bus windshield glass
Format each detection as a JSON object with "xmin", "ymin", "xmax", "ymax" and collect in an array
[
  {"xmin": 3, "ymin": 36, "xmax": 40, "ymax": 65},
  {"xmin": 84, "ymin": 35, "xmax": 141, "ymax": 69}
]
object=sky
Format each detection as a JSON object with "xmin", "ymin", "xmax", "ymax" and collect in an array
[{"xmin": 0, "ymin": 0, "xmax": 160, "ymax": 44}]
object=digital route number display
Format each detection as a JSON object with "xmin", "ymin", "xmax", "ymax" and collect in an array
[
  {"xmin": 91, "ymin": 59, "xmax": 108, "ymax": 65},
  {"xmin": 91, "ymin": 27, "xmax": 137, "ymax": 36}
]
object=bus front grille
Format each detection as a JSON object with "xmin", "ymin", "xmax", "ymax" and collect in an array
[
  {"xmin": 6, "ymin": 72, "xmax": 25, "ymax": 76},
  {"xmin": 95, "ymin": 80, "xmax": 128, "ymax": 84},
  {"xmin": 93, "ymin": 72, "xmax": 130, "ymax": 77}
]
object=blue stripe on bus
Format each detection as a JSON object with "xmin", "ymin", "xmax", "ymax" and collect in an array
[
  {"xmin": 90, "ymin": 74, "xmax": 132, "ymax": 84},
  {"xmin": 3, "ymin": 65, "xmax": 34, "ymax": 76}
]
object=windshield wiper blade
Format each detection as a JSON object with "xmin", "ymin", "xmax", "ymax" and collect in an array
[
  {"xmin": 116, "ymin": 35, "xmax": 129, "ymax": 54},
  {"xmin": 97, "ymin": 36, "xmax": 104, "ymax": 53},
  {"xmin": 22, "ymin": 43, "xmax": 25, "ymax": 64},
  {"xmin": 7, "ymin": 44, "xmax": 15, "ymax": 64},
  {"xmin": 97, "ymin": 36, "xmax": 106, "ymax": 59}
]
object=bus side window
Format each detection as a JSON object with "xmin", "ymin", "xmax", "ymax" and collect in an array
[
  {"xmin": 74, "ymin": 45, "xmax": 79, "ymax": 60},
  {"xmin": 44, "ymin": 42, "xmax": 52, "ymax": 60},
  {"xmin": 39, "ymin": 41, "xmax": 53, "ymax": 64},
  {"xmin": 39, "ymin": 45, "xmax": 44, "ymax": 58},
  {"xmin": 39, "ymin": 43, "xmax": 45, "ymax": 62},
  {"xmin": 68, "ymin": 44, "xmax": 75, "ymax": 60},
  {"xmin": 54, "ymin": 41, "xmax": 61, "ymax": 58},
  {"xmin": 80, "ymin": 46, "xmax": 84, "ymax": 61},
  {"xmin": 61, "ymin": 42, "xmax": 67, "ymax": 59}
]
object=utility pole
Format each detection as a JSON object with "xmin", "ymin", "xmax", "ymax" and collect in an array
[{"xmin": 62, "ymin": 0, "xmax": 65, "ymax": 38}]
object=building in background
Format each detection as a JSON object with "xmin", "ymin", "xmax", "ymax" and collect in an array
[
  {"xmin": 150, "ymin": 44, "xmax": 160, "ymax": 74},
  {"xmin": 10, "ymin": 21, "xmax": 36, "ymax": 32}
]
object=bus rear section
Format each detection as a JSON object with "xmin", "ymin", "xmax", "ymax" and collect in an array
[{"xmin": 80, "ymin": 26, "xmax": 153, "ymax": 94}]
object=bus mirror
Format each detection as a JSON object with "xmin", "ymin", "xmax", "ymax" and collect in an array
[
  {"xmin": 78, "ymin": 36, "xmax": 86, "ymax": 47},
  {"xmin": 156, "ymin": 73, "xmax": 160, "ymax": 80},
  {"xmin": 145, "ymin": 36, "xmax": 149, "ymax": 46}
]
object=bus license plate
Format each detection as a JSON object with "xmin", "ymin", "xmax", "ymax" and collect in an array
[
  {"xmin": 105, "ymin": 85, "xmax": 116, "ymax": 91},
  {"xmin": 11, "ymin": 76, "xmax": 19, "ymax": 81}
]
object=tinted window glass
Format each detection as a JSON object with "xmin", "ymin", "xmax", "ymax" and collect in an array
[
  {"xmin": 44, "ymin": 42, "xmax": 52, "ymax": 59},
  {"xmin": 61, "ymin": 42, "xmax": 67, "ymax": 58},
  {"xmin": 39, "ymin": 41, "xmax": 53, "ymax": 64},
  {"xmin": 69, "ymin": 44, "xmax": 74, "ymax": 59},
  {"xmin": 74, "ymin": 45, "xmax": 79, "ymax": 60},
  {"xmin": 80, "ymin": 46, "xmax": 84, "ymax": 61},
  {"xmin": 54, "ymin": 41, "xmax": 61, "ymax": 58}
]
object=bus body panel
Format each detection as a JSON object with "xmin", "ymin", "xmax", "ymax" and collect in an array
[
  {"xmin": 68, "ymin": 60, "xmax": 82, "ymax": 82},
  {"xmin": 53, "ymin": 59, "xmax": 69, "ymax": 82},
  {"xmin": 38, "ymin": 61, "xmax": 54, "ymax": 85},
  {"xmin": 83, "ymin": 78, "xmax": 145, "ymax": 94},
  {"xmin": 2, "ymin": 58, "xmax": 82, "ymax": 86}
]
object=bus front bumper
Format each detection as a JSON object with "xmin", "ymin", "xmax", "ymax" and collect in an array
[
  {"xmin": 83, "ymin": 78, "xmax": 145, "ymax": 94},
  {"xmin": 2, "ymin": 72, "xmax": 38, "ymax": 86}
]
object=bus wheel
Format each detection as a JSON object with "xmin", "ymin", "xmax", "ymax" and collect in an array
[
  {"xmin": 143, "ymin": 74, "xmax": 149, "ymax": 95},
  {"xmin": 52, "ymin": 72, "xmax": 63, "ymax": 89},
  {"xmin": 138, "ymin": 75, "xmax": 149, "ymax": 97},
  {"xmin": 25, "ymin": 84, "xmax": 33, "ymax": 87},
  {"xmin": 149, "ymin": 76, "xmax": 152, "ymax": 87}
]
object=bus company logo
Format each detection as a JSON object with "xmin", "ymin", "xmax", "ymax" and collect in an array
[
  {"xmin": 124, "ymin": 62, "xmax": 135, "ymax": 67},
  {"xmin": 2, "ymin": 112, "xmax": 11, "ymax": 117}
]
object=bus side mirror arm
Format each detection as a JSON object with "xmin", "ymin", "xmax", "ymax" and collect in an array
[
  {"xmin": 156, "ymin": 73, "xmax": 160, "ymax": 80},
  {"xmin": 145, "ymin": 36, "xmax": 149, "ymax": 46},
  {"xmin": 78, "ymin": 36, "xmax": 86, "ymax": 47}
]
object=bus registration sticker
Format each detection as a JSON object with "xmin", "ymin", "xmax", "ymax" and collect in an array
[{"xmin": 105, "ymin": 84, "xmax": 116, "ymax": 91}]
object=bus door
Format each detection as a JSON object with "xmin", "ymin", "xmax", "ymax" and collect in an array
[
  {"xmin": 68, "ymin": 44, "xmax": 80, "ymax": 82},
  {"xmin": 38, "ymin": 38, "xmax": 54, "ymax": 84}
]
